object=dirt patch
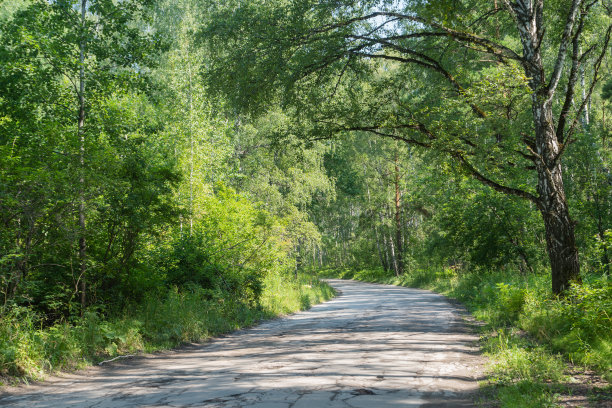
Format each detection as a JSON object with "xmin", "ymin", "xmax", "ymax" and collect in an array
[{"xmin": 556, "ymin": 369, "xmax": 611, "ymax": 408}]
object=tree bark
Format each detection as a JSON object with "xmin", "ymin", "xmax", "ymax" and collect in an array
[
  {"xmin": 366, "ymin": 181, "xmax": 388, "ymax": 271},
  {"xmin": 532, "ymin": 82, "xmax": 582, "ymax": 295},
  {"xmin": 539, "ymin": 196, "xmax": 580, "ymax": 293},
  {"xmin": 511, "ymin": 0, "xmax": 582, "ymax": 294},
  {"xmin": 379, "ymin": 213, "xmax": 391, "ymax": 272},
  {"xmin": 187, "ymin": 48, "xmax": 194, "ymax": 236},
  {"xmin": 393, "ymin": 149, "xmax": 403, "ymax": 275},
  {"xmin": 374, "ymin": 223, "xmax": 387, "ymax": 271},
  {"xmin": 388, "ymin": 231, "xmax": 398, "ymax": 276},
  {"xmin": 319, "ymin": 247, "xmax": 323, "ymax": 267},
  {"xmin": 78, "ymin": 0, "xmax": 88, "ymax": 311},
  {"xmin": 580, "ymin": 58, "xmax": 589, "ymax": 126},
  {"xmin": 385, "ymin": 204, "xmax": 400, "ymax": 277}
]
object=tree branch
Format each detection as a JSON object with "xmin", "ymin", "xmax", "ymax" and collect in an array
[
  {"xmin": 309, "ymin": 12, "xmax": 523, "ymax": 62},
  {"xmin": 547, "ymin": 0, "xmax": 583, "ymax": 98},
  {"xmin": 564, "ymin": 23, "xmax": 612, "ymax": 144},
  {"xmin": 555, "ymin": 11, "xmax": 585, "ymax": 143},
  {"xmin": 348, "ymin": 45, "xmax": 487, "ymax": 118},
  {"xmin": 454, "ymin": 153, "xmax": 539, "ymax": 204}
]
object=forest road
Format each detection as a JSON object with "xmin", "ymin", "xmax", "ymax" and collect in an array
[{"xmin": 0, "ymin": 279, "xmax": 484, "ymax": 408}]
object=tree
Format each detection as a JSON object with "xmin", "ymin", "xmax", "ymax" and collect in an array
[
  {"xmin": 227, "ymin": 111, "xmax": 333, "ymax": 270},
  {"xmin": 202, "ymin": 0, "xmax": 612, "ymax": 294},
  {"xmin": 0, "ymin": 0, "xmax": 178, "ymax": 313},
  {"xmin": 153, "ymin": 0, "xmax": 235, "ymax": 236}
]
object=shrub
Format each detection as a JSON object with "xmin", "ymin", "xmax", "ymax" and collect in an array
[{"xmin": 0, "ymin": 272, "xmax": 335, "ymax": 381}]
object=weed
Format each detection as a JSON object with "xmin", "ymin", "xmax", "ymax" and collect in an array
[
  {"xmin": 0, "ymin": 272, "xmax": 335, "ymax": 382},
  {"xmin": 495, "ymin": 381, "xmax": 558, "ymax": 408}
]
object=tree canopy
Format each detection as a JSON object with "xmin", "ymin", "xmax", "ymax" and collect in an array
[
  {"xmin": 201, "ymin": 0, "xmax": 612, "ymax": 294},
  {"xmin": 0, "ymin": 0, "xmax": 610, "ymax": 382}
]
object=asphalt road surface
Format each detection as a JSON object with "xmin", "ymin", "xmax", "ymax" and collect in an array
[{"xmin": 0, "ymin": 279, "xmax": 484, "ymax": 407}]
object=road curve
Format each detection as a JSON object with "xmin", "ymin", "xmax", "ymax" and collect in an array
[{"xmin": 0, "ymin": 279, "xmax": 483, "ymax": 408}]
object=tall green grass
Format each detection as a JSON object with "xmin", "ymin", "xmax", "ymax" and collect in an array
[{"xmin": 0, "ymin": 272, "xmax": 335, "ymax": 383}]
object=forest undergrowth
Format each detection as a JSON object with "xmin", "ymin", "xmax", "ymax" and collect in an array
[
  {"xmin": 0, "ymin": 273, "xmax": 334, "ymax": 385},
  {"xmin": 318, "ymin": 267, "xmax": 611, "ymax": 407}
]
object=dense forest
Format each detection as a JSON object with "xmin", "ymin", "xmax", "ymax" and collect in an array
[{"xmin": 0, "ymin": 0, "xmax": 611, "ymax": 405}]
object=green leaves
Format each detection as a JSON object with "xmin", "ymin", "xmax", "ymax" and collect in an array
[{"xmin": 0, "ymin": 0, "xmax": 180, "ymax": 317}]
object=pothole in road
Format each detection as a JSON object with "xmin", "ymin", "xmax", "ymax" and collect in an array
[{"xmin": 351, "ymin": 388, "xmax": 376, "ymax": 395}]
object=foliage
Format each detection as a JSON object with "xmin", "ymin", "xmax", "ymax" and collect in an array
[
  {"xmin": 0, "ymin": 0, "xmax": 177, "ymax": 316},
  {"xmin": 0, "ymin": 0, "xmax": 337, "ymax": 384},
  {"xmin": 1, "ymin": 2, "xmax": 611, "ymax": 407},
  {"xmin": 150, "ymin": 183, "xmax": 293, "ymax": 305},
  {"xmin": 202, "ymin": 0, "xmax": 612, "ymax": 294},
  {"xmin": 0, "ymin": 272, "xmax": 334, "ymax": 381}
]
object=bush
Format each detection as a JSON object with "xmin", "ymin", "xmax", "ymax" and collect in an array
[
  {"xmin": 0, "ymin": 272, "xmax": 335, "ymax": 382},
  {"xmin": 0, "ymin": 307, "xmax": 46, "ymax": 378}
]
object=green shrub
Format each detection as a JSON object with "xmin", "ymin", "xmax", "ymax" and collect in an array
[
  {"xmin": 494, "ymin": 282, "xmax": 526, "ymax": 324},
  {"xmin": 0, "ymin": 272, "xmax": 335, "ymax": 382}
]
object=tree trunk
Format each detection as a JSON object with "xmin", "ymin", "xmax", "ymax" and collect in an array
[
  {"xmin": 532, "ymin": 96, "xmax": 581, "ymax": 294},
  {"xmin": 374, "ymin": 223, "xmax": 387, "ymax": 271},
  {"xmin": 187, "ymin": 48, "xmax": 194, "ymax": 236},
  {"xmin": 393, "ymin": 150, "xmax": 403, "ymax": 275},
  {"xmin": 539, "ymin": 201, "xmax": 580, "ymax": 293},
  {"xmin": 388, "ymin": 227, "xmax": 399, "ymax": 277},
  {"xmin": 295, "ymin": 239, "xmax": 301, "ymax": 279},
  {"xmin": 78, "ymin": 0, "xmax": 88, "ymax": 312},
  {"xmin": 319, "ymin": 247, "xmax": 323, "ymax": 267},
  {"xmin": 529, "ymin": 91, "xmax": 581, "ymax": 293},
  {"xmin": 513, "ymin": 1, "xmax": 581, "ymax": 295},
  {"xmin": 579, "ymin": 55, "xmax": 589, "ymax": 126},
  {"xmin": 367, "ymin": 182, "xmax": 388, "ymax": 271},
  {"xmin": 379, "ymin": 213, "xmax": 391, "ymax": 272}
]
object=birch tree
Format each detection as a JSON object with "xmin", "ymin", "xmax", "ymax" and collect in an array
[{"xmin": 202, "ymin": 0, "xmax": 611, "ymax": 294}]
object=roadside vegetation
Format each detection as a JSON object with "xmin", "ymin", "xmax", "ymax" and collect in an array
[
  {"xmin": 1, "ymin": 0, "xmax": 611, "ymax": 405},
  {"xmin": 0, "ymin": 272, "xmax": 333, "ymax": 383},
  {"xmin": 318, "ymin": 267, "xmax": 611, "ymax": 407},
  {"xmin": 199, "ymin": 5, "xmax": 612, "ymax": 405},
  {"xmin": 0, "ymin": 0, "xmax": 335, "ymax": 384}
]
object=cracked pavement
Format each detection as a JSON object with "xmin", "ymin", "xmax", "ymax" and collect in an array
[{"xmin": 0, "ymin": 279, "xmax": 484, "ymax": 407}]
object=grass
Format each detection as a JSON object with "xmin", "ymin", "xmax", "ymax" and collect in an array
[
  {"xmin": 318, "ymin": 267, "xmax": 611, "ymax": 407},
  {"xmin": 0, "ymin": 271, "xmax": 335, "ymax": 384}
]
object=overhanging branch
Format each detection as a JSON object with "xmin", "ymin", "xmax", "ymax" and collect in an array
[
  {"xmin": 308, "ymin": 11, "xmax": 523, "ymax": 62},
  {"xmin": 564, "ymin": 23, "xmax": 612, "ymax": 145},
  {"xmin": 455, "ymin": 153, "xmax": 539, "ymax": 205}
]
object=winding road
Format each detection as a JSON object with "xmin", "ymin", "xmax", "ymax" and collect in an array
[{"xmin": 0, "ymin": 280, "xmax": 484, "ymax": 407}]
